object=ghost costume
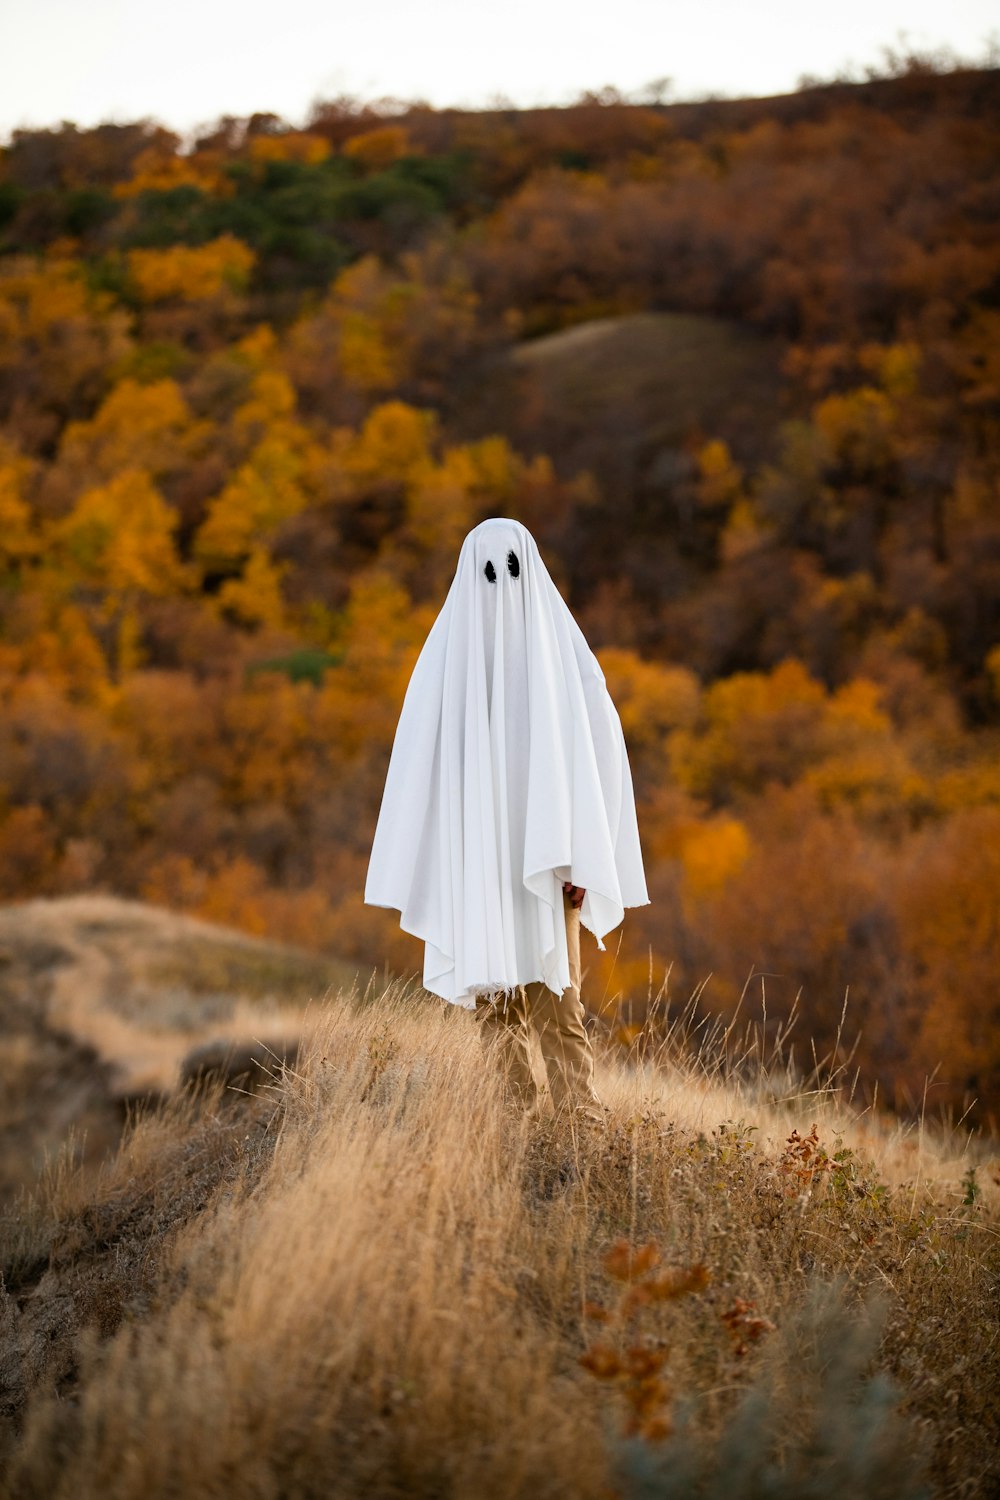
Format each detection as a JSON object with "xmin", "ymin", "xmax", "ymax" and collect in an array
[{"xmin": 364, "ymin": 519, "xmax": 648, "ymax": 1052}]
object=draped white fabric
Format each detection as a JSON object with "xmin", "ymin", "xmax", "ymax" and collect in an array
[{"xmin": 364, "ymin": 518, "xmax": 648, "ymax": 1007}]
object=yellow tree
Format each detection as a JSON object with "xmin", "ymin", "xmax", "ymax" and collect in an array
[
  {"xmin": 43, "ymin": 377, "xmax": 210, "ymax": 512},
  {"xmin": 219, "ymin": 675, "xmax": 317, "ymax": 809},
  {"xmin": 216, "ymin": 546, "xmax": 290, "ymax": 631},
  {"xmin": 343, "ymin": 400, "xmax": 438, "ymax": 491},
  {"xmin": 46, "ymin": 468, "xmax": 190, "ymax": 675},
  {"xmin": 667, "ymin": 657, "xmax": 917, "ymax": 821},
  {"xmin": 342, "ymin": 125, "xmax": 418, "ymax": 170},
  {"xmin": 195, "ymin": 355, "xmax": 326, "ymax": 577},
  {"xmin": 695, "ymin": 438, "xmax": 744, "ymax": 513},
  {"xmin": 285, "ymin": 251, "xmax": 480, "ymax": 403},
  {"xmin": 0, "ymin": 440, "xmax": 39, "ymax": 574},
  {"xmin": 0, "ymin": 253, "xmax": 131, "ymax": 429},
  {"xmin": 195, "ymin": 436, "xmax": 309, "ymax": 571},
  {"xmin": 126, "ymin": 237, "xmax": 255, "ymax": 304},
  {"xmin": 668, "ymin": 658, "xmax": 828, "ymax": 802},
  {"xmin": 249, "ymin": 132, "xmax": 331, "ymax": 166},
  {"xmin": 50, "ymin": 469, "xmax": 187, "ymax": 600},
  {"xmin": 315, "ymin": 570, "xmax": 435, "ymax": 760},
  {"xmin": 114, "ymin": 143, "xmax": 232, "ymax": 198}
]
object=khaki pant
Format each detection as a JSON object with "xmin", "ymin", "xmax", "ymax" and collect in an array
[{"xmin": 475, "ymin": 891, "xmax": 602, "ymax": 1114}]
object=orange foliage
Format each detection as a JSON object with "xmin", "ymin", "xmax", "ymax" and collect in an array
[
  {"xmin": 49, "ymin": 469, "xmax": 188, "ymax": 606},
  {"xmin": 685, "ymin": 786, "xmax": 887, "ymax": 1042},
  {"xmin": 0, "ymin": 254, "xmax": 131, "ymax": 429},
  {"xmin": 0, "ymin": 805, "xmax": 58, "ymax": 897},
  {"xmin": 46, "ymin": 377, "xmax": 208, "ymax": 509},
  {"xmin": 315, "ymin": 571, "xmax": 434, "ymax": 760},
  {"xmin": 112, "ymin": 672, "xmax": 219, "ymax": 790},
  {"xmin": 676, "ymin": 816, "xmax": 751, "ymax": 904},
  {"xmin": 2, "ymin": 602, "xmax": 111, "ymax": 705},
  {"xmin": 666, "ymin": 659, "xmax": 918, "ymax": 823},
  {"xmin": 249, "ymin": 132, "xmax": 330, "ymax": 166},
  {"xmin": 695, "ymin": 438, "xmax": 744, "ymax": 511},
  {"xmin": 342, "ymin": 125, "xmax": 418, "ymax": 169},
  {"xmin": 286, "ymin": 251, "xmax": 480, "ymax": 401},
  {"xmin": 185, "ymin": 855, "xmax": 272, "ymax": 935},
  {"xmin": 898, "ymin": 809, "xmax": 1000, "ymax": 1098},
  {"xmin": 597, "ymin": 648, "xmax": 700, "ymax": 791},
  {"xmin": 195, "ymin": 432, "xmax": 310, "ymax": 568},
  {"xmin": 114, "ymin": 144, "xmax": 232, "ymax": 198},
  {"xmin": 1, "ymin": 82, "xmax": 999, "ymax": 1119},
  {"xmin": 127, "ymin": 237, "xmax": 256, "ymax": 303},
  {"xmin": 216, "ymin": 547, "xmax": 289, "ymax": 630},
  {"xmin": 344, "ymin": 399, "xmax": 437, "ymax": 487},
  {"xmin": 0, "ymin": 442, "xmax": 39, "ymax": 569}
]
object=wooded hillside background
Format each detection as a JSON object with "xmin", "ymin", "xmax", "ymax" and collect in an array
[{"xmin": 2, "ymin": 60, "xmax": 998, "ymax": 1121}]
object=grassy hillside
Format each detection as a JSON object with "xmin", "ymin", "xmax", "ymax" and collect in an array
[
  {"xmin": 0, "ymin": 895, "xmax": 369, "ymax": 1198},
  {"xmin": 450, "ymin": 310, "xmax": 788, "ymax": 490},
  {"xmin": 1, "ymin": 942, "xmax": 998, "ymax": 1498}
]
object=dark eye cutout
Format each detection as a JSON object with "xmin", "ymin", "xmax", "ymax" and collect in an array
[
  {"xmin": 507, "ymin": 550, "xmax": 520, "ymax": 578},
  {"xmin": 484, "ymin": 559, "xmax": 496, "ymax": 583}
]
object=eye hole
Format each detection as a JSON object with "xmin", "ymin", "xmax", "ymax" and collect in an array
[
  {"xmin": 507, "ymin": 550, "xmax": 520, "ymax": 578},
  {"xmin": 484, "ymin": 559, "xmax": 496, "ymax": 583}
]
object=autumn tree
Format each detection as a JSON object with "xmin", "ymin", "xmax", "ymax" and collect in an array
[
  {"xmin": 897, "ymin": 808, "xmax": 1000, "ymax": 1113},
  {"xmin": 0, "ymin": 254, "xmax": 131, "ymax": 446}
]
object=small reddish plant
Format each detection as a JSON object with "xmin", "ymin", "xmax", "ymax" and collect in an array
[
  {"xmin": 579, "ymin": 1239, "xmax": 710, "ymax": 1441},
  {"xmin": 720, "ymin": 1296, "xmax": 777, "ymax": 1357},
  {"xmin": 777, "ymin": 1123, "xmax": 836, "ymax": 1196}
]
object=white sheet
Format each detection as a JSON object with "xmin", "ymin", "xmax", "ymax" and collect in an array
[{"xmin": 364, "ymin": 518, "xmax": 648, "ymax": 1006}]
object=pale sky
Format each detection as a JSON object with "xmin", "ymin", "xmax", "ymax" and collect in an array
[{"xmin": 1, "ymin": 0, "xmax": 997, "ymax": 143}]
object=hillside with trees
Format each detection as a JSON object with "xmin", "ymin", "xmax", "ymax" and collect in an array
[{"xmin": 1, "ymin": 57, "xmax": 999, "ymax": 1120}]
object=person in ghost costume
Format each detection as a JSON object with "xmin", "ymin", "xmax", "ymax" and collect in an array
[{"xmin": 364, "ymin": 517, "xmax": 648, "ymax": 1114}]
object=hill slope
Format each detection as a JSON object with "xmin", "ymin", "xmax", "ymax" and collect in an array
[
  {"xmin": 0, "ymin": 895, "xmax": 367, "ymax": 1198},
  {"xmin": 1, "ymin": 963, "xmax": 997, "ymax": 1498},
  {"xmin": 449, "ymin": 309, "xmax": 788, "ymax": 497}
]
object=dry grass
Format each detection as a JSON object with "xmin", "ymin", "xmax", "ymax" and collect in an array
[
  {"xmin": 3, "ymin": 894, "xmax": 357, "ymax": 1093},
  {"xmin": 2, "ymin": 981, "xmax": 998, "ymax": 1499},
  {"xmin": 0, "ymin": 895, "xmax": 361, "ymax": 1198}
]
